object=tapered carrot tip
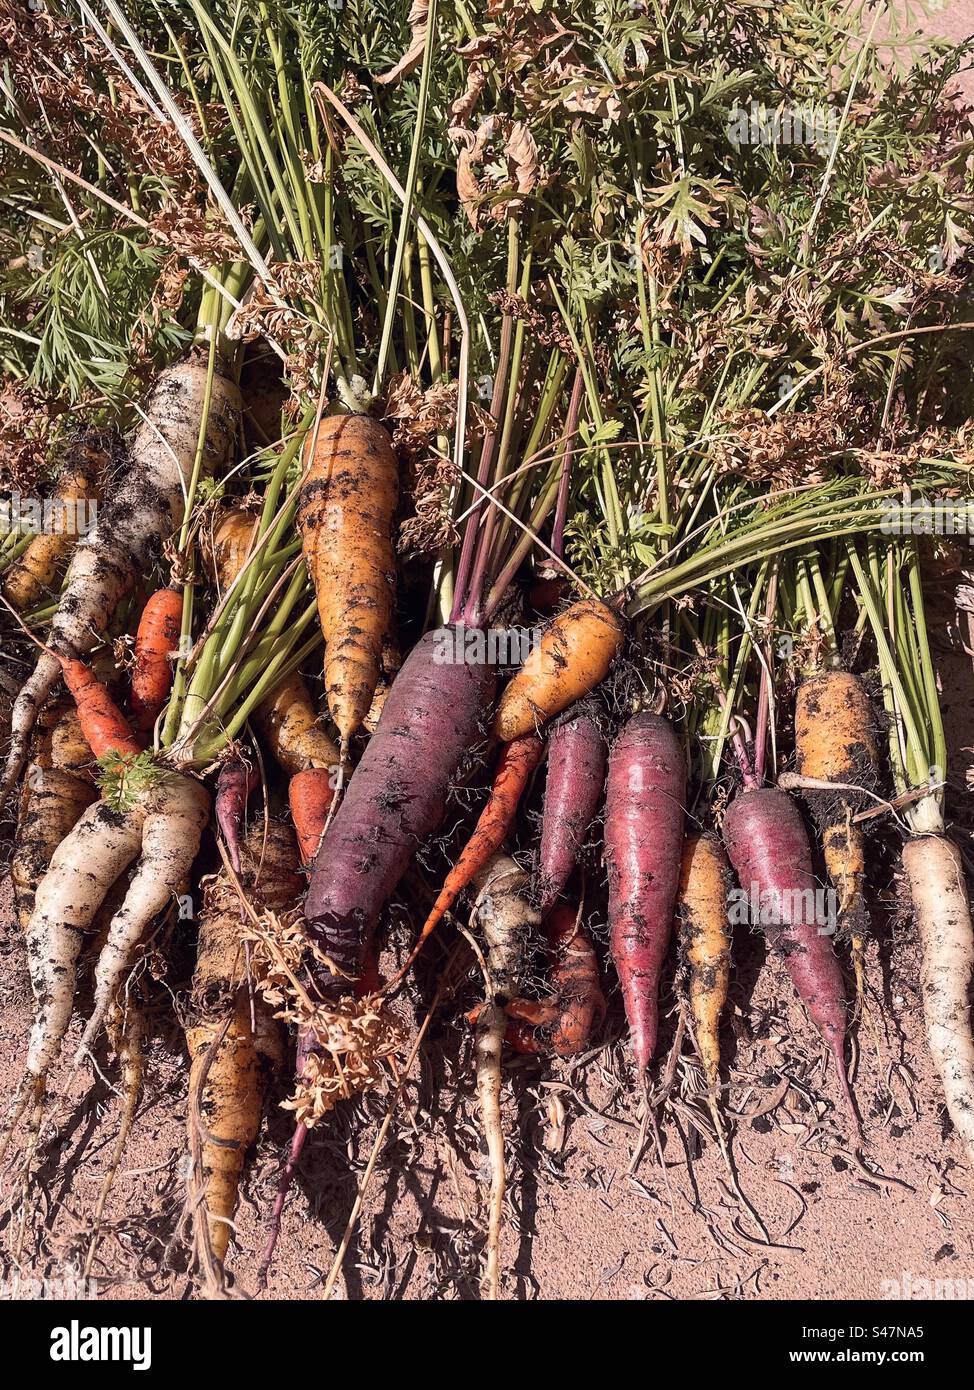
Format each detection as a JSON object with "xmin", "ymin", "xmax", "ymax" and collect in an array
[
  {"xmin": 833, "ymin": 1042, "xmax": 861, "ymax": 1140},
  {"xmin": 493, "ymin": 598, "xmax": 624, "ymax": 742}
]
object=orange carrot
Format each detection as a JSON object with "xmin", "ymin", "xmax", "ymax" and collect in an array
[
  {"xmin": 57, "ymin": 655, "xmax": 143, "ymax": 760},
  {"xmin": 387, "ymin": 733, "xmax": 544, "ymax": 991},
  {"xmin": 130, "ymin": 587, "xmax": 182, "ymax": 735},
  {"xmin": 494, "ymin": 598, "xmax": 624, "ymax": 742},
  {"xmin": 297, "ymin": 414, "xmax": 399, "ymax": 748},
  {"xmin": 288, "ymin": 767, "xmax": 334, "ymax": 866},
  {"xmin": 499, "ymin": 902, "xmax": 606, "ymax": 1056}
]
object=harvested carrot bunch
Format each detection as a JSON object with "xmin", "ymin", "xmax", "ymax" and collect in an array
[{"xmin": 2, "ymin": 0, "xmax": 974, "ymax": 1310}]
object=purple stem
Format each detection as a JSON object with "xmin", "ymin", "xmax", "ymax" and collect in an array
[
  {"xmin": 752, "ymin": 573, "xmax": 779, "ymax": 787},
  {"xmin": 450, "ymin": 315, "xmax": 514, "ymax": 625},
  {"xmin": 551, "ymin": 368, "xmax": 584, "ymax": 563}
]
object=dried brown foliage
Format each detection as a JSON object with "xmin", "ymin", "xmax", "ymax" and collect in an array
[
  {"xmin": 0, "ymin": 0, "xmax": 222, "ymax": 194},
  {"xmin": 447, "ymin": 1, "xmax": 628, "ymax": 229},
  {"xmin": 489, "ymin": 290, "xmax": 573, "ymax": 353},
  {"xmin": 383, "ymin": 373, "xmax": 493, "ymax": 560},
  {"xmin": 241, "ymin": 910, "xmax": 404, "ymax": 1128},
  {"xmin": 233, "ymin": 263, "xmax": 324, "ymax": 397},
  {"xmin": 373, "ymin": 0, "xmax": 428, "ymax": 87},
  {"xmin": 0, "ymin": 381, "xmax": 59, "ymax": 492}
]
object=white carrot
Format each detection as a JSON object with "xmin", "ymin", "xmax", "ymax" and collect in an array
[
  {"xmin": 1, "ymin": 356, "xmax": 239, "ymax": 803},
  {"xmin": 26, "ymin": 801, "xmax": 146, "ymax": 1079},
  {"xmin": 1, "ymin": 770, "xmax": 209, "ymax": 1160},
  {"xmin": 902, "ymin": 833, "xmax": 974, "ymax": 1167},
  {"xmin": 471, "ymin": 854, "xmax": 537, "ymax": 1301},
  {"xmin": 77, "ymin": 774, "xmax": 210, "ymax": 1060}
]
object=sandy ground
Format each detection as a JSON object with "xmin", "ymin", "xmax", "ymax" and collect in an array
[
  {"xmin": 1, "ymin": 688, "xmax": 974, "ymax": 1304},
  {"xmin": 2, "ymin": 6, "xmax": 974, "ymax": 1306},
  {"xmin": 1, "ymin": 599, "xmax": 972, "ymax": 1304}
]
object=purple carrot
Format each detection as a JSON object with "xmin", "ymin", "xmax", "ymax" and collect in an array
[
  {"xmin": 303, "ymin": 626, "xmax": 496, "ymax": 1001},
  {"xmin": 537, "ymin": 702, "xmax": 607, "ymax": 915},
  {"xmin": 722, "ymin": 785, "xmax": 859, "ymax": 1133},
  {"xmin": 260, "ymin": 627, "xmax": 495, "ymax": 1281},
  {"xmin": 604, "ymin": 713, "xmax": 686, "ymax": 1071},
  {"xmin": 215, "ymin": 756, "xmax": 258, "ymax": 874}
]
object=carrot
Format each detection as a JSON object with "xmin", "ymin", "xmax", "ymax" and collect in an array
[
  {"xmin": 902, "ymin": 834, "xmax": 974, "ymax": 1167},
  {"xmin": 0, "ymin": 674, "xmax": 14, "ymax": 752},
  {"xmin": 493, "ymin": 597, "xmax": 624, "ymax": 741},
  {"xmin": 255, "ymin": 668, "xmax": 340, "ymax": 775},
  {"xmin": 259, "ymin": 628, "xmax": 494, "ymax": 1281},
  {"xmin": 130, "ymin": 587, "xmax": 182, "ymax": 736},
  {"xmin": 210, "ymin": 506, "xmax": 259, "ymax": 591},
  {"xmin": 502, "ymin": 902, "xmax": 606, "ymax": 1056},
  {"xmin": 471, "ymin": 854, "xmax": 537, "ymax": 1300},
  {"xmin": 604, "ymin": 713, "xmax": 686, "ymax": 1072},
  {"xmin": 11, "ymin": 768, "xmax": 96, "ymax": 930},
  {"xmin": 1, "ymin": 449, "xmax": 103, "ymax": 612},
  {"xmin": 57, "ymin": 653, "xmax": 144, "ymax": 759},
  {"xmin": 363, "ymin": 678, "xmax": 391, "ymax": 734},
  {"xmin": 387, "ymin": 732, "xmax": 543, "ymax": 991},
  {"xmin": 793, "ymin": 671, "xmax": 879, "ymax": 1006},
  {"xmin": 186, "ymin": 821, "xmax": 301, "ymax": 1278},
  {"xmin": 49, "ymin": 701, "xmax": 96, "ymax": 779},
  {"xmin": 0, "ymin": 798, "xmax": 146, "ymax": 1159},
  {"xmin": 528, "ymin": 567, "xmax": 568, "ymax": 617},
  {"xmin": 1, "ymin": 355, "xmax": 239, "ymax": 805},
  {"xmin": 302, "ymin": 624, "xmax": 495, "ymax": 1004},
  {"xmin": 722, "ymin": 786, "xmax": 859, "ymax": 1134},
  {"xmin": 677, "ymin": 830, "xmax": 769, "ymax": 1238},
  {"xmin": 677, "ymin": 833, "xmax": 732, "ymax": 1097},
  {"xmin": 2, "ymin": 764, "xmax": 211, "ymax": 1145},
  {"xmin": 240, "ymin": 340, "xmax": 288, "ymax": 449},
  {"xmin": 10, "ymin": 704, "xmax": 97, "ymax": 931},
  {"xmin": 215, "ymin": 755, "xmax": 259, "ymax": 875},
  {"xmin": 258, "ymin": 763, "xmax": 364, "ymax": 1281},
  {"xmin": 537, "ymin": 702, "xmax": 606, "ymax": 914},
  {"xmin": 288, "ymin": 766, "xmax": 333, "ymax": 866},
  {"xmin": 77, "ymin": 772, "xmax": 211, "ymax": 1060},
  {"xmin": 297, "ymin": 414, "xmax": 399, "ymax": 748}
]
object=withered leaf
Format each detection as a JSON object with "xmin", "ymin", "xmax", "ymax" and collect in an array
[{"xmin": 373, "ymin": 0, "xmax": 429, "ymax": 86}]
